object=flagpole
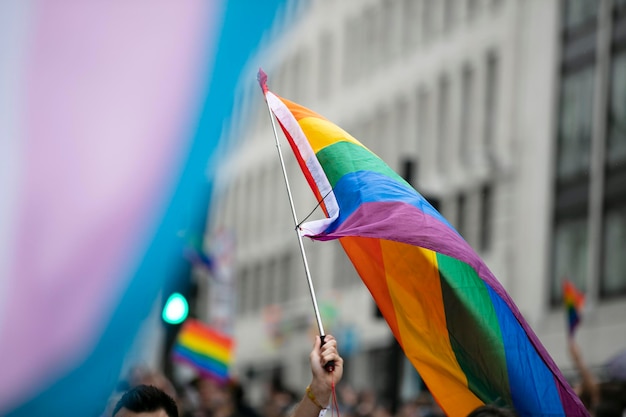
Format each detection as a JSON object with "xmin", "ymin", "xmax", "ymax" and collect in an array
[{"xmin": 262, "ymin": 100, "xmax": 328, "ymax": 341}]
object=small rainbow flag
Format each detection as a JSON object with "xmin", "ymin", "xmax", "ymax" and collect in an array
[
  {"xmin": 563, "ymin": 279, "xmax": 585, "ymax": 336},
  {"xmin": 172, "ymin": 319, "xmax": 234, "ymax": 383}
]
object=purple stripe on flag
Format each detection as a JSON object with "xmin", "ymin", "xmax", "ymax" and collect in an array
[{"xmin": 310, "ymin": 200, "xmax": 586, "ymax": 411}]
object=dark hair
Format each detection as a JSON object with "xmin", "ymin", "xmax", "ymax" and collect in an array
[
  {"xmin": 113, "ymin": 384, "xmax": 178, "ymax": 417},
  {"xmin": 466, "ymin": 405, "xmax": 517, "ymax": 417}
]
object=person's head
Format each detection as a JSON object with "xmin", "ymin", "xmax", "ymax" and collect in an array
[
  {"xmin": 466, "ymin": 405, "xmax": 517, "ymax": 417},
  {"xmin": 112, "ymin": 384, "xmax": 178, "ymax": 417},
  {"xmin": 192, "ymin": 377, "xmax": 232, "ymax": 411}
]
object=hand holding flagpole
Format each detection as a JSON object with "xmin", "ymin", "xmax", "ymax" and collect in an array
[{"xmin": 258, "ymin": 68, "xmax": 334, "ymax": 372}]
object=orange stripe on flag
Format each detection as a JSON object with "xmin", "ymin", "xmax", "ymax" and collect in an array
[
  {"xmin": 383, "ymin": 241, "xmax": 483, "ymax": 414},
  {"xmin": 183, "ymin": 319, "xmax": 234, "ymax": 350}
]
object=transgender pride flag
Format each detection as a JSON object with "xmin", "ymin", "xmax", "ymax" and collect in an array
[{"xmin": 0, "ymin": 1, "xmax": 288, "ymax": 415}]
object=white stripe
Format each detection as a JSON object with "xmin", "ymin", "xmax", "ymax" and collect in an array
[{"xmin": 265, "ymin": 92, "xmax": 339, "ymax": 236}]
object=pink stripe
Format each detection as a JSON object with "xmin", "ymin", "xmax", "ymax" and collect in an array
[{"xmin": 0, "ymin": 0, "xmax": 219, "ymax": 409}]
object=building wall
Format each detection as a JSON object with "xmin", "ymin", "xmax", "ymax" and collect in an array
[{"xmin": 205, "ymin": 0, "xmax": 626, "ymax": 405}]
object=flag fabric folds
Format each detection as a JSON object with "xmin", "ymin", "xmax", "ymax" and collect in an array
[
  {"xmin": 258, "ymin": 70, "xmax": 588, "ymax": 417},
  {"xmin": 563, "ymin": 280, "xmax": 585, "ymax": 337},
  {"xmin": 172, "ymin": 319, "xmax": 234, "ymax": 383}
]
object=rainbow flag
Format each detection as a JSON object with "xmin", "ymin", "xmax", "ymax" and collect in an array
[
  {"xmin": 0, "ymin": 2, "xmax": 288, "ymax": 415},
  {"xmin": 563, "ymin": 280, "xmax": 585, "ymax": 336},
  {"xmin": 172, "ymin": 319, "xmax": 234, "ymax": 383},
  {"xmin": 258, "ymin": 70, "xmax": 588, "ymax": 417}
]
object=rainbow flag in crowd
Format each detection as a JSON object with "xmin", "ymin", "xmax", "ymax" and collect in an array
[
  {"xmin": 563, "ymin": 280, "xmax": 585, "ymax": 336},
  {"xmin": 172, "ymin": 319, "xmax": 234, "ymax": 383},
  {"xmin": 0, "ymin": 1, "xmax": 288, "ymax": 415},
  {"xmin": 258, "ymin": 70, "xmax": 589, "ymax": 417}
]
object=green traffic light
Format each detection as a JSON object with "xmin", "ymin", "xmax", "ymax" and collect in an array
[{"xmin": 162, "ymin": 292, "xmax": 189, "ymax": 325}]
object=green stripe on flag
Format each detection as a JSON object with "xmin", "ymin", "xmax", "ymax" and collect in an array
[
  {"xmin": 316, "ymin": 141, "xmax": 410, "ymax": 188},
  {"xmin": 437, "ymin": 252, "xmax": 512, "ymax": 406}
]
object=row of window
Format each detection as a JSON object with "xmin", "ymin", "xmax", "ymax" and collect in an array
[
  {"xmin": 342, "ymin": 0, "xmax": 502, "ymax": 86},
  {"xmin": 220, "ymin": 1, "xmax": 507, "ymax": 315},
  {"xmin": 552, "ymin": 0, "xmax": 626, "ymax": 303},
  {"xmin": 234, "ymin": 0, "xmax": 505, "ymax": 169},
  {"xmin": 220, "ymin": 42, "xmax": 501, "ymax": 256},
  {"xmin": 223, "ymin": 73, "xmax": 502, "ymax": 315},
  {"xmin": 244, "ymin": 0, "xmax": 504, "ymax": 115},
  {"xmin": 236, "ymin": 251, "xmax": 300, "ymax": 315},
  {"xmin": 346, "ymin": 51, "xmax": 499, "ymax": 178},
  {"xmin": 231, "ymin": 185, "xmax": 495, "ymax": 317}
]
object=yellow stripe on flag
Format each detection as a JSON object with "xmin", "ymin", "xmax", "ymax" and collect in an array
[{"xmin": 178, "ymin": 332, "xmax": 232, "ymax": 364}]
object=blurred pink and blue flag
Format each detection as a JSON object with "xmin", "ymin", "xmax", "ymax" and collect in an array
[{"xmin": 0, "ymin": 1, "xmax": 288, "ymax": 415}]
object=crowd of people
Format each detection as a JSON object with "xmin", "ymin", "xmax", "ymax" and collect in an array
[{"xmin": 103, "ymin": 335, "xmax": 625, "ymax": 417}]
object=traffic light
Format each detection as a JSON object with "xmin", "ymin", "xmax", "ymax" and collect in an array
[{"xmin": 162, "ymin": 292, "xmax": 189, "ymax": 325}]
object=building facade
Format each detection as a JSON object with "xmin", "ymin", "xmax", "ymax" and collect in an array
[{"xmin": 203, "ymin": 0, "xmax": 626, "ymax": 408}]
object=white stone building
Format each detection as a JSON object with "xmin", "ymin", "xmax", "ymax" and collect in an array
[{"xmin": 203, "ymin": 0, "xmax": 626, "ymax": 408}]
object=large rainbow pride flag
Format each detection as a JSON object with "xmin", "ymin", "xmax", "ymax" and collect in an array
[
  {"xmin": 258, "ymin": 71, "xmax": 588, "ymax": 417},
  {"xmin": 0, "ymin": 2, "xmax": 289, "ymax": 415}
]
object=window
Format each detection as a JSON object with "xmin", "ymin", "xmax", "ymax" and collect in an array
[
  {"xmin": 443, "ymin": 0, "xmax": 456, "ymax": 33},
  {"xmin": 562, "ymin": 0, "xmax": 597, "ymax": 31},
  {"xmin": 417, "ymin": 88, "xmax": 432, "ymax": 173},
  {"xmin": 333, "ymin": 241, "xmax": 360, "ymax": 289},
  {"xmin": 552, "ymin": 217, "xmax": 589, "ymax": 304},
  {"xmin": 557, "ymin": 67, "xmax": 595, "ymax": 181},
  {"xmin": 479, "ymin": 183, "xmax": 494, "ymax": 252},
  {"xmin": 318, "ymin": 31, "xmax": 334, "ymax": 99},
  {"xmin": 395, "ymin": 97, "xmax": 410, "ymax": 161},
  {"xmin": 385, "ymin": 0, "xmax": 401, "ymax": 60},
  {"xmin": 292, "ymin": 50, "xmax": 310, "ymax": 102},
  {"xmin": 423, "ymin": 0, "xmax": 436, "ymax": 43},
  {"xmin": 376, "ymin": 108, "xmax": 391, "ymax": 164},
  {"xmin": 437, "ymin": 76, "xmax": 450, "ymax": 174},
  {"xmin": 402, "ymin": 0, "xmax": 420, "ymax": 50},
  {"xmin": 238, "ymin": 267, "xmax": 251, "ymax": 315},
  {"xmin": 601, "ymin": 45, "xmax": 626, "ymax": 297},
  {"xmin": 490, "ymin": 0, "xmax": 502, "ymax": 12},
  {"xmin": 251, "ymin": 262, "xmax": 263, "ymax": 312},
  {"xmin": 343, "ymin": 17, "xmax": 357, "ymax": 84},
  {"xmin": 364, "ymin": 7, "xmax": 377, "ymax": 71},
  {"xmin": 460, "ymin": 64, "xmax": 474, "ymax": 167},
  {"xmin": 381, "ymin": 0, "xmax": 393, "ymax": 62},
  {"xmin": 484, "ymin": 52, "xmax": 499, "ymax": 168},
  {"xmin": 607, "ymin": 51, "xmax": 626, "ymax": 167},
  {"xmin": 456, "ymin": 193, "xmax": 467, "ymax": 238},
  {"xmin": 368, "ymin": 347, "xmax": 397, "ymax": 402},
  {"xmin": 467, "ymin": 0, "xmax": 479, "ymax": 22},
  {"xmin": 278, "ymin": 252, "xmax": 292, "ymax": 303},
  {"xmin": 551, "ymin": 1, "xmax": 598, "ymax": 304},
  {"xmin": 602, "ymin": 205, "xmax": 626, "ymax": 296},
  {"xmin": 267, "ymin": 257, "xmax": 278, "ymax": 306}
]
